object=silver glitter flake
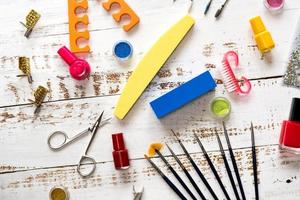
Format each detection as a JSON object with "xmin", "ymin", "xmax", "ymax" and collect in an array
[
  {"xmin": 284, "ymin": 48, "xmax": 300, "ymax": 88},
  {"xmin": 284, "ymin": 16, "xmax": 300, "ymax": 89}
]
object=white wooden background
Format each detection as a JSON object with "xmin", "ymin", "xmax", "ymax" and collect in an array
[{"xmin": 1, "ymin": 0, "xmax": 300, "ymax": 199}]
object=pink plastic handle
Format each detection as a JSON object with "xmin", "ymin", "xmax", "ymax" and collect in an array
[
  {"xmin": 57, "ymin": 46, "xmax": 91, "ymax": 80},
  {"xmin": 222, "ymin": 51, "xmax": 251, "ymax": 95},
  {"xmin": 57, "ymin": 46, "xmax": 77, "ymax": 65},
  {"xmin": 224, "ymin": 51, "xmax": 239, "ymax": 68},
  {"xmin": 236, "ymin": 76, "xmax": 252, "ymax": 95}
]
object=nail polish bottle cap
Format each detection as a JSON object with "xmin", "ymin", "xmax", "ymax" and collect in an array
[
  {"xmin": 57, "ymin": 46, "xmax": 77, "ymax": 65},
  {"xmin": 250, "ymin": 16, "xmax": 266, "ymax": 35},
  {"xmin": 57, "ymin": 46, "xmax": 91, "ymax": 80},
  {"xmin": 112, "ymin": 133, "xmax": 126, "ymax": 150},
  {"xmin": 249, "ymin": 16, "xmax": 275, "ymax": 53},
  {"xmin": 289, "ymin": 98, "xmax": 300, "ymax": 122}
]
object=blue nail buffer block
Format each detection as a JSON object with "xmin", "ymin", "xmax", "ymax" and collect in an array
[{"xmin": 150, "ymin": 71, "xmax": 216, "ymax": 118}]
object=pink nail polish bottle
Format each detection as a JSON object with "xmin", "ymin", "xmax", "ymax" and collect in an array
[{"xmin": 57, "ymin": 46, "xmax": 91, "ymax": 80}]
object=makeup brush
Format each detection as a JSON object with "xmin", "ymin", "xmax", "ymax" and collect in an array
[
  {"xmin": 152, "ymin": 147, "xmax": 198, "ymax": 200},
  {"xmin": 166, "ymin": 143, "xmax": 206, "ymax": 199},
  {"xmin": 171, "ymin": 130, "xmax": 219, "ymax": 200},
  {"xmin": 215, "ymin": 0, "xmax": 229, "ymax": 18},
  {"xmin": 144, "ymin": 154, "xmax": 188, "ymax": 200},
  {"xmin": 251, "ymin": 122, "xmax": 259, "ymax": 200},
  {"xmin": 194, "ymin": 133, "xmax": 231, "ymax": 200},
  {"xmin": 215, "ymin": 129, "xmax": 241, "ymax": 200},
  {"xmin": 204, "ymin": 0, "xmax": 213, "ymax": 15},
  {"xmin": 222, "ymin": 121, "xmax": 246, "ymax": 200}
]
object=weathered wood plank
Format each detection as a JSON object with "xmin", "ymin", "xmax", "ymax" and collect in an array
[
  {"xmin": 1, "ymin": 0, "xmax": 300, "ymax": 199},
  {"xmin": 0, "ymin": 0, "xmax": 299, "ymax": 107},
  {"xmin": 0, "ymin": 77, "xmax": 299, "ymax": 174},
  {"xmin": 1, "ymin": 145, "xmax": 300, "ymax": 200}
]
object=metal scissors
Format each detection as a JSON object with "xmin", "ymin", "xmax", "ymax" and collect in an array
[
  {"xmin": 47, "ymin": 111, "xmax": 110, "ymax": 177},
  {"xmin": 133, "ymin": 186, "xmax": 144, "ymax": 200}
]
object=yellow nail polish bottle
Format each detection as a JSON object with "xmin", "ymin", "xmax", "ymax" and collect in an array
[{"xmin": 250, "ymin": 16, "xmax": 275, "ymax": 53}]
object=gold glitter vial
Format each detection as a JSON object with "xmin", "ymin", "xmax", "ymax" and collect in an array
[{"xmin": 49, "ymin": 186, "xmax": 69, "ymax": 200}]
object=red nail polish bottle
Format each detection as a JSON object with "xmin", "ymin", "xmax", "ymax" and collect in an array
[
  {"xmin": 279, "ymin": 98, "xmax": 300, "ymax": 153},
  {"xmin": 112, "ymin": 133, "xmax": 130, "ymax": 169}
]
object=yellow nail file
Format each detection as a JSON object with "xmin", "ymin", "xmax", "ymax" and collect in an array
[{"xmin": 114, "ymin": 15, "xmax": 195, "ymax": 120}]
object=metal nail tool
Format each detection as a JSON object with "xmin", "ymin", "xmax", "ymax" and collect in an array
[
  {"xmin": 133, "ymin": 186, "xmax": 144, "ymax": 200},
  {"xmin": 20, "ymin": 9, "xmax": 41, "ymax": 38},
  {"xmin": 17, "ymin": 57, "xmax": 33, "ymax": 83},
  {"xmin": 28, "ymin": 85, "xmax": 48, "ymax": 114},
  {"xmin": 48, "ymin": 111, "xmax": 110, "ymax": 177}
]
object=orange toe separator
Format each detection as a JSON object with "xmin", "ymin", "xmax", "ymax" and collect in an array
[
  {"xmin": 102, "ymin": 0, "xmax": 140, "ymax": 32},
  {"xmin": 68, "ymin": 0, "xmax": 90, "ymax": 53}
]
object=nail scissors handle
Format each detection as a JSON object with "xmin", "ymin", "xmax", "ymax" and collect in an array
[
  {"xmin": 48, "ymin": 129, "xmax": 90, "ymax": 151},
  {"xmin": 77, "ymin": 155, "xmax": 97, "ymax": 178},
  {"xmin": 76, "ymin": 112, "xmax": 106, "ymax": 178},
  {"xmin": 47, "ymin": 118, "xmax": 111, "ymax": 151}
]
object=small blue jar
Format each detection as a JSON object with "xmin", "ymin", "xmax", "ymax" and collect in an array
[{"xmin": 113, "ymin": 40, "xmax": 133, "ymax": 61}]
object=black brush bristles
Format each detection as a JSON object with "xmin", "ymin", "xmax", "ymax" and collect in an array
[
  {"xmin": 170, "ymin": 129, "xmax": 219, "ymax": 200},
  {"xmin": 204, "ymin": 0, "xmax": 213, "ymax": 15},
  {"xmin": 154, "ymin": 149, "xmax": 198, "ymax": 200},
  {"xmin": 223, "ymin": 121, "xmax": 246, "ymax": 200},
  {"xmin": 144, "ymin": 154, "xmax": 187, "ymax": 200},
  {"xmin": 166, "ymin": 143, "xmax": 206, "ymax": 200},
  {"xmin": 251, "ymin": 123, "xmax": 259, "ymax": 200},
  {"xmin": 194, "ymin": 133, "xmax": 231, "ymax": 200},
  {"xmin": 215, "ymin": 129, "xmax": 240, "ymax": 200}
]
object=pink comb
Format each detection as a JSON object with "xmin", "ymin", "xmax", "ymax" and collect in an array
[{"xmin": 220, "ymin": 51, "xmax": 251, "ymax": 95}]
